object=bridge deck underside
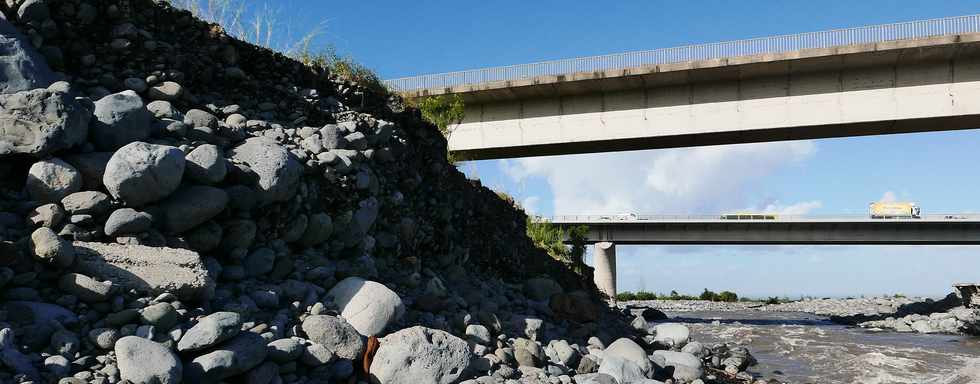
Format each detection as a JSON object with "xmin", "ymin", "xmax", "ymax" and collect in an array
[{"xmin": 556, "ymin": 222, "xmax": 980, "ymax": 245}]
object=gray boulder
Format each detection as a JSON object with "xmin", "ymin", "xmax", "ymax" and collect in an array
[
  {"xmin": 103, "ymin": 142, "xmax": 185, "ymax": 206},
  {"xmin": 178, "ymin": 311, "xmax": 242, "ymax": 352},
  {"xmin": 58, "ymin": 273, "xmax": 111, "ymax": 302},
  {"xmin": 0, "ymin": 17, "xmax": 55, "ymax": 94},
  {"xmin": 29, "ymin": 227, "xmax": 74, "ymax": 267},
  {"xmin": 184, "ymin": 109, "xmax": 218, "ymax": 129},
  {"xmin": 0, "ymin": 82, "xmax": 89, "ymax": 158},
  {"xmin": 185, "ymin": 332, "xmax": 268, "ymax": 382},
  {"xmin": 600, "ymin": 338, "xmax": 653, "ymax": 381},
  {"xmin": 60, "ymin": 191, "xmax": 111, "ymax": 216},
  {"xmin": 104, "ymin": 208, "xmax": 153, "ymax": 236},
  {"xmin": 651, "ymin": 350, "xmax": 703, "ymax": 382},
  {"xmin": 369, "ymin": 326, "xmax": 472, "ymax": 384},
  {"xmin": 327, "ymin": 277, "xmax": 404, "ymax": 336},
  {"xmin": 298, "ymin": 212, "xmax": 332, "ymax": 247},
  {"xmin": 147, "ymin": 81, "xmax": 183, "ymax": 101},
  {"xmin": 228, "ymin": 137, "xmax": 302, "ymax": 204},
  {"xmin": 301, "ymin": 315, "xmax": 365, "ymax": 360},
  {"xmin": 73, "ymin": 241, "xmax": 213, "ymax": 301},
  {"xmin": 266, "ymin": 338, "xmax": 304, "ymax": 363},
  {"xmin": 185, "ymin": 144, "xmax": 227, "ymax": 184},
  {"xmin": 153, "ymin": 186, "xmax": 228, "ymax": 234},
  {"xmin": 26, "ymin": 157, "xmax": 81, "ymax": 203},
  {"xmin": 115, "ymin": 336, "xmax": 182, "ymax": 384},
  {"xmin": 90, "ymin": 90, "xmax": 151, "ymax": 150},
  {"xmin": 653, "ymin": 323, "xmax": 690, "ymax": 349}
]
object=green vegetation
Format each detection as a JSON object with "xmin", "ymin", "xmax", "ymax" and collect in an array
[
  {"xmin": 166, "ymin": 0, "xmax": 389, "ymax": 95},
  {"xmin": 294, "ymin": 46, "xmax": 391, "ymax": 95},
  {"xmin": 616, "ymin": 289, "xmax": 740, "ymax": 302},
  {"xmin": 525, "ymin": 217, "xmax": 589, "ymax": 273},
  {"xmin": 416, "ymin": 95, "xmax": 466, "ymax": 164}
]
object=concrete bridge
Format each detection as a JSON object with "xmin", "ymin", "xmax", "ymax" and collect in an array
[
  {"xmin": 549, "ymin": 214, "xmax": 980, "ymax": 298},
  {"xmin": 387, "ymin": 15, "xmax": 980, "ymax": 160}
]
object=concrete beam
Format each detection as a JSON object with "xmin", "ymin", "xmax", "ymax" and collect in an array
[{"xmin": 557, "ymin": 221, "xmax": 980, "ymax": 245}]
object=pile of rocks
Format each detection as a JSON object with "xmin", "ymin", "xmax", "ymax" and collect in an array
[{"xmin": 0, "ymin": 0, "xmax": 665, "ymax": 383}]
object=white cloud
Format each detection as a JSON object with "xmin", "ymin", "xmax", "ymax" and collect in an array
[
  {"xmin": 757, "ymin": 200, "xmax": 823, "ymax": 215},
  {"xmin": 501, "ymin": 141, "xmax": 817, "ymax": 215},
  {"xmin": 878, "ymin": 191, "xmax": 899, "ymax": 202},
  {"xmin": 521, "ymin": 196, "xmax": 541, "ymax": 215}
]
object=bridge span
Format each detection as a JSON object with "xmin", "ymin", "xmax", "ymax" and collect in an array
[
  {"xmin": 387, "ymin": 15, "xmax": 980, "ymax": 160},
  {"xmin": 548, "ymin": 214, "xmax": 980, "ymax": 298}
]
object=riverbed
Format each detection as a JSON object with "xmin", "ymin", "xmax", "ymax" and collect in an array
[{"xmin": 656, "ymin": 310, "xmax": 980, "ymax": 383}]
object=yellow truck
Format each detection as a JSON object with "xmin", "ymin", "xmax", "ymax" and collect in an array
[{"xmin": 869, "ymin": 202, "xmax": 920, "ymax": 219}]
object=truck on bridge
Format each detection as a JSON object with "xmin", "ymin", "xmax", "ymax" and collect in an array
[{"xmin": 870, "ymin": 202, "xmax": 920, "ymax": 219}]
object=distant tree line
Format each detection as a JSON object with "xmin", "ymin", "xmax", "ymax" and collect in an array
[{"xmin": 615, "ymin": 289, "xmax": 741, "ymax": 302}]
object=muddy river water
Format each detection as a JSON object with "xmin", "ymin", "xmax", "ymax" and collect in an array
[{"xmin": 658, "ymin": 310, "xmax": 980, "ymax": 383}]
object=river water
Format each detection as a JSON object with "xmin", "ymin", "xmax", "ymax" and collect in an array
[{"xmin": 659, "ymin": 310, "xmax": 980, "ymax": 384}]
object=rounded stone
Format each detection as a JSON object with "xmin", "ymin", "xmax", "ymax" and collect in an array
[
  {"xmin": 103, "ymin": 141, "xmax": 185, "ymax": 206},
  {"xmin": 301, "ymin": 315, "xmax": 364, "ymax": 360},
  {"xmin": 115, "ymin": 336, "xmax": 182, "ymax": 384},
  {"xmin": 327, "ymin": 277, "xmax": 404, "ymax": 337},
  {"xmin": 29, "ymin": 227, "xmax": 74, "ymax": 267},
  {"xmin": 26, "ymin": 158, "xmax": 82, "ymax": 203}
]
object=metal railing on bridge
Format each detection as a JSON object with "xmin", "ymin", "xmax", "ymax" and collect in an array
[
  {"xmin": 548, "ymin": 214, "xmax": 980, "ymax": 223},
  {"xmin": 384, "ymin": 14, "xmax": 980, "ymax": 92}
]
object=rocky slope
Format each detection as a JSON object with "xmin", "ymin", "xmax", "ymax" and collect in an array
[{"xmin": 0, "ymin": 1, "xmax": 763, "ymax": 384}]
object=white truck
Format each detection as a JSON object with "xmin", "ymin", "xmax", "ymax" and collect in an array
[{"xmin": 869, "ymin": 202, "xmax": 920, "ymax": 219}]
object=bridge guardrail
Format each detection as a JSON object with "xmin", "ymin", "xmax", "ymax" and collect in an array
[
  {"xmin": 384, "ymin": 14, "xmax": 980, "ymax": 92},
  {"xmin": 548, "ymin": 214, "xmax": 980, "ymax": 223}
]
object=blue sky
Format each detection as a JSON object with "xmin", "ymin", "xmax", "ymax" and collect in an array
[{"xmin": 251, "ymin": 0, "xmax": 980, "ymax": 297}]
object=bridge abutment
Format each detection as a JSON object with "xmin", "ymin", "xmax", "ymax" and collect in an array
[{"xmin": 593, "ymin": 242, "xmax": 617, "ymax": 300}]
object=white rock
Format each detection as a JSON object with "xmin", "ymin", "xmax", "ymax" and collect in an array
[
  {"xmin": 369, "ymin": 326, "xmax": 472, "ymax": 384},
  {"xmin": 327, "ymin": 277, "xmax": 404, "ymax": 336}
]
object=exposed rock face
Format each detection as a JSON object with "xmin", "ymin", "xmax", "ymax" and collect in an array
[
  {"xmin": 369, "ymin": 326, "xmax": 472, "ymax": 384},
  {"xmin": 0, "ymin": 82, "xmax": 89, "ymax": 157},
  {"xmin": 0, "ymin": 17, "xmax": 55, "ymax": 94},
  {"xmin": 72, "ymin": 242, "xmax": 213, "ymax": 301},
  {"xmin": 103, "ymin": 141, "xmax": 185, "ymax": 207},
  {"xmin": 227, "ymin": 137, "xmax": 301, "ymax": 204},
  {"xmin": 327, "ymin": 277, "xmax": 404, "ymax": 336}
]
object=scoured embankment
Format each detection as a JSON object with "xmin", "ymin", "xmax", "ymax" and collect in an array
[{"xmin": 0, "ymin": 1, "xmax": 762, "ymax": 383}]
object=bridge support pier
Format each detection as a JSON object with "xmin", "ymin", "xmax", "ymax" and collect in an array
[{"xmin": 593, "ymin": 242, "xmax": 617, "ymax": 300}]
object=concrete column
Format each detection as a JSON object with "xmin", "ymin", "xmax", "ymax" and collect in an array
[{"xmin": 593, "ymin": 242, "xmax": 617, "ymax": 300}]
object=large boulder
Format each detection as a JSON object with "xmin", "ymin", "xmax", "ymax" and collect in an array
[
  {"xmin": 651, "ymin": 350, "xmax": 703, "ymax": 382},
  {"xmin": 178, "ymin": 311, "xmax": 242, "ymax": 352},
  {"xmin": 72, "ymin": 241, "xmax": 213, "ymax": 301},
  {"xmin": 0, "ymin": 17, "xmax": 55, "ymax": 94},
  {"xmin": 25, "ymin": 157, "xmax": 81, "ymax": 203},
  {"xmin": 369, "ymin": 326, "xmax": 472, "ymax": 384},
  {"xmin": 89, "ymin": 90, "xmax": 151, "ymax": 150},
  {"xmin": 301, "ymin": 315, "xmax": 365, "ymax": 360},
  {"xmin": 29, "ymin": 227, "xmax": 73, "ymax": 267},
  {"xmin": 103, "ymin": 142, "xmax": 185, "ymax": 206},
  {"xmin": 153, "ymin": 186, "xmax": 228, "ymax": 234},
  {"xmin": 0, "ymin": 82, "xmax": 89, "ymax": 157},
  {"xmin": 184, "ymin": 144, "xmax": 226, "ymax": 184},
  {"xmin": 599, "ymin": 338, "xmax": 653, "ymax": 382},
  {"xmin": 115, "ymin": 336, "xmax": 182, "ymax": 384},
  {"xmin": 227, "ymin": 137, "xmax": 302, "ymax": 204},
  {"xmin": 653, "ymin": 323, "xmax": 690, "ymax": 349},
  {"xmin": 327, "ymin": 277, "xmax": 404, "ymax": 336},
  {"xmin": 184, "ymin": 332, "xmax": 268, "ymax": 382}
]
